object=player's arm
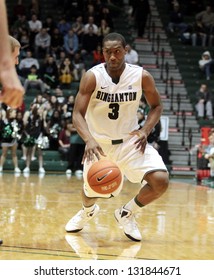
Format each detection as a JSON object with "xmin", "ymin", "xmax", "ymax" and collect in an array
[
  {"xmin": 130, "ymin": 69, "xmax": 163, "ymax": 153},
  {"xmin": 0, "ymin": 1, "xmax": 12, "ymax": 68},
  {"xmin": 0, "ymin": 1, "xmax": 24, "ymax": 108},
  {"xmin": 140, "ymin": 69, "xmax": 163, "ymax": 136},
  {"xmin": 73, "ymin": 71, "xmax": 106, "ymax": 162}
]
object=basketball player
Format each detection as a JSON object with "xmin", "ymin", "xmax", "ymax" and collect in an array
[
  {"xmin": 0, "ymin": 0, "xmax": 24, "ymax": 245},
  {"xmin": 65, "ymin": 32, "xmax": 169, "ymax": 242},
  {"xmin": 0, "ymin": 1, "xmax": 24, "ymax": 109}
]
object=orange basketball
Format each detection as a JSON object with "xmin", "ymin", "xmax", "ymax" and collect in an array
[{"xmin": 87, "ymin": 160, "xmax": 122, "ymax": 195}]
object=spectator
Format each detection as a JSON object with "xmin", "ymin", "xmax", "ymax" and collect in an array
[
  {"xmin": 167, "ymin": 2, "xmax": 188, "ymax": 35},
  {"xmin": 32, "ymin": 94, "xmax": 49, "ymax": 115},
  {"xmin": 66, "ymin": 124, "xmax": 85, "ymax": 176},
  {"xmin": 54, "ymin": 86, "xmax": 66, "ymax": 107},
  {"xmin": 23, "ymin": 65, "xmax": 46, "ymax": 94},
  {"xmin": 63, "ymin": 28, "xmax": 79, "ymax": 58},
  {"xmin": 190, "ymin": 19, "xmax": 208, "ymax": 47},
  {"xmin": 40, "ymin": 55, "xmax": 59, "ymax": 88},
  {"xmin": 83, "ymin": 4, "xmax": 99, "ymax": 24},
  {"xmin": 72, "ymin": 16, "xmax": 84, "ymax": 45},
  {"xmin": 46, "ymin": 109, "xmax": 62, "ymax": 150},
  {"xmin": 97, "ymin": 19, "xmax": 111, "ymax": 43},
  {"xmin": 50, "ymin": 27, "xmax": 64, "ymax": 58},
  {"xmin": 42, "ymin": 15, "xmax": 56, "ymax": 37},
  {"xmin": 72, "ymin": 52, "xmax": 86, "ymax": 81},
  {"xmin": 18, "ymin": 28, "xmax": 30, "ymax": 59},
  {"xmin": 81, "ymin": 26, "xmax": 99, "ymax": 57},
  {"xmin": 28, "ymin": 13, "xmax": 42, "ymax": 47},
  {"xmin": 49, "ymin": 95, "xmax": 59, "ymax": 111},
  {"xmin": 195, "ymin": 84, "xmax": 213, "ymax": 120},
  {"xmin": 0, "ymin": 109, "xmax": 21, "ymax": 173},
  {"xmin": 195, "ymin": 5, "xmax": 214, "ymax": 34},
  {"xmin": 12, "ymin": 14, "xmax": 29, "ymax": 39},
  {"xmin": 56, "ymin": 50, "xmax": 66, "ymax": 69},
  {"xmin": 57, "ymin": 16, "xmax": 71, "ymax": 37},
  {"xmin": 58, "ymin": 121, "xmax": 71, "ymax": 161},
  {"xmin": 62, "ymin": 94, "xmax": 75, "ymax": 120},
  {"xmin": 59, "ymin": 57, "xmax": 74, "ymax": 88},
  {"xmin": 19, "ymin": 49, "xmax": 40, "ymax": 78},
  {"xmin": 139, "ymin": 95, "xmax": 150, "ymax": 115},
  {"xmin": 34, "ymin": 28, "xmax": 51, "ymax": 58},
  {"xmin": 204, "ymin": 130, "xmax": 214, "ymax": 179},
  {"xmin": 23, "ymin": 104, "xmax": 47, "ymax": 174},
  {"xmin": 92, "ymin": 44, "xmax": 104, "ymax": 66},
  {"xmin": 198, "ymin": 51, "xmax": 214, "ymax": 80},
  {"xmin": 83, "ymin": 16, "xmax": 98, "ymax": 35},
  {"xmin": 16, "ymin": 109, "xmax": 26, "ymax": 159},
  {"xmin": 131, "ymin": 0, "xmax": 151, "ymax": 38},
  {"xmin": 125, "ymin": 44, "xmax": 139, "ymax": 65}
]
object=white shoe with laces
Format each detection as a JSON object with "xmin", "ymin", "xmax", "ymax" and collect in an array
[
  {"xmin": 65, "ymin": 204, "xmax": 100, "ymax": 232},
  {"xmin": 114, "ymin": 206, "xmax": 142, "ymax": 242}
]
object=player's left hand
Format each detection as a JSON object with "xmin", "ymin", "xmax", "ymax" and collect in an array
[{"xmin": 130, "ymin": 129, "xmax": 147, "ymax": 153}]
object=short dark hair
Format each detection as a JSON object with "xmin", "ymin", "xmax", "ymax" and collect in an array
[{"xmin": 102, "ymin": 32, "xmax": 126, "ymax": 48}]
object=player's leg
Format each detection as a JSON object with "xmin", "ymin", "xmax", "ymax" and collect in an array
[
  {"xmin": 114, "ymin": 141, "xmax": 169, "ymax": 242},
  {"xmin": 115, "ymin": 170, "xmax": 168, "ymax": 242},
  {"xmin": 65, "ymin": 189, "xmax": 99, "ymax": 233}
]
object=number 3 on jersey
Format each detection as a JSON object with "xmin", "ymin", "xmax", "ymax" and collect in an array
[{"xmin": 108, "ymin": 103, "xmax": 119, "ymax": 119}]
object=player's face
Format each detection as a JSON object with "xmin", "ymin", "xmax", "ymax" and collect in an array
[
  {"xmin": 102, "ymin": 40, "xmax": 126, "ymax": 70},
  {"xmin": 11, "ymin": 46, "xmax": 20, "ymax": 66}
]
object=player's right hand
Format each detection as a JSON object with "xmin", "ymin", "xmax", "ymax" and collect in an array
[{"xmin": 82, "ymin": 138, "xmax": 106, "ymax": 163}]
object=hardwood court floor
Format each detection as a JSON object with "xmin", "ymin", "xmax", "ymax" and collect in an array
[{"xmin": 0, "ymin": 172, "xmax": 214, "ymax": 260}]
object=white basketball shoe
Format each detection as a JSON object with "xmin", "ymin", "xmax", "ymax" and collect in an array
[
  {"xmin": 114, "ymin": 206, "xmax": 142, "ymax": 242},
  {"xmin": 65, "ymin": 204, "xmax": 100, "ymax": 232}
]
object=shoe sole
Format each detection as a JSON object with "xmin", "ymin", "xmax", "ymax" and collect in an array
[
  {"xmin": 124, "ymin": 232, "xmax": 141, "ymax": 242},
  {"xmin": 114, "ymin": 212, "xmax": 142, "ymax": 242},
  {"xmin": 66, "ymin": 228, "xmax": 83, "ymax": 233}
]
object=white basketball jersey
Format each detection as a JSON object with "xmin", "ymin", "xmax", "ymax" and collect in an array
[{"xmin": 86, "ymin": 63, "xmax": 143, "ymax": 142}]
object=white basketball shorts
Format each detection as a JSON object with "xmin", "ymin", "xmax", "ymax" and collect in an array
[{"xmin": 83, "ymin": 135, "xmax": 168, "ymax": 198}]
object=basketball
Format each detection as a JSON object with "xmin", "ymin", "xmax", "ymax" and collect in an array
[{"xmin": 87, "ymin": 160, "xmax": 122, "ymax": 195}]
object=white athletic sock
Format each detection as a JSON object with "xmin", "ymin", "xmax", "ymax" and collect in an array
[
  {"xmin": 83, "ymin": 204, "xmax": 95, "ymax": 213},
  {"xmin": 124, "ymin": 198, "xmax": 141, "ymax": 213}
]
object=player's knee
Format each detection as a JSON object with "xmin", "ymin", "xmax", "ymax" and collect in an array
[{"xmin": 146, "ymin": 171, "xmax": 169, "ymax": 195}]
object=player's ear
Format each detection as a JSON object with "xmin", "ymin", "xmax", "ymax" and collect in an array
[{"xmin": 125, "ymin": 45, "xmax": 128, "ymax": 53}]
